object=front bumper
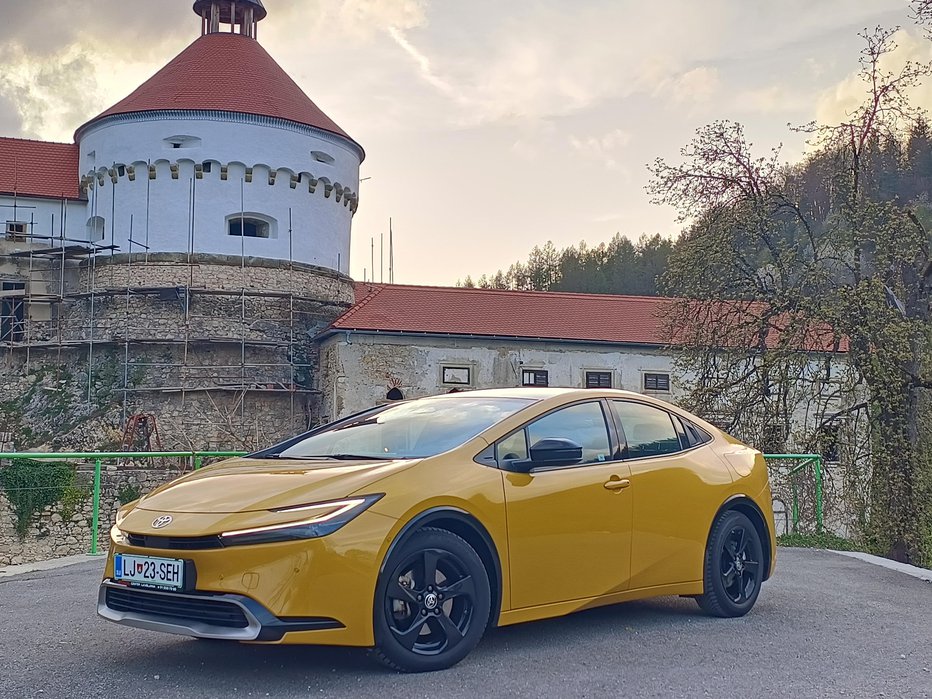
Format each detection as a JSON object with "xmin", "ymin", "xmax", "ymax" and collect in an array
[
  {"xmin": 98, "ymin": 580, "xmax": 342, "ymax": 642},
  {"xmin": 100, "ymin": 508, "xmax": 398, "ymax": 646}
]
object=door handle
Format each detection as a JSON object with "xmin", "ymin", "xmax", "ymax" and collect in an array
[{"xmin": 603, "ymin": 478, "xmax": 631, "ymax": 491}]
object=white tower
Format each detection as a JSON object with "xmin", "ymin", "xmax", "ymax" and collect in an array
[{"xmin": 75, "ymin": 0, "xmax": 363, "ymax": 274}]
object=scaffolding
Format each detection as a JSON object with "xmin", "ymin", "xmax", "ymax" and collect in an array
[{"xmin": 0, "ymin": 176, "xmax": 352, "ymax": 448}]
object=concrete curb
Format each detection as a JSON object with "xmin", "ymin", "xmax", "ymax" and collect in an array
[
  {"xmin": 831, "ymin": 550, "xmax": 932, "ymax": 582},
  {"xmin": 0, "ymin": 554, "xmax": 103, "ymax": 579}
]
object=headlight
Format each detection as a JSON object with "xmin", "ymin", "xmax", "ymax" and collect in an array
[
  {"xmin": 110, "ymin": 502, "xmax": 135, "ymax": 545},
  {"xmin": 219, "ymin": 494, "xmax": 383, "ymax": 546}
]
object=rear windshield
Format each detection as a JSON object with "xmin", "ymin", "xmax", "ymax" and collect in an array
[{"xmin": 279, "ymin": 397, "xmax": 535, "ymax": 460}]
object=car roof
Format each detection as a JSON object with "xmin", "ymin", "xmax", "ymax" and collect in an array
[{"xmin": 425, "ymin": 387, "xmax": 649, "ymax": 401}]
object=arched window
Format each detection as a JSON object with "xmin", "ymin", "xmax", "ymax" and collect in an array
[
  {"xmin": 86, "ymin": 216, "xmax": 105, "ymax": 242},
  {"xmin": 226, "ymin": 213, "xmax": 277, "ymax": 239},
  {"xmin": 386, "ymin": 387, "xmax": 404, "ymax": 401}
]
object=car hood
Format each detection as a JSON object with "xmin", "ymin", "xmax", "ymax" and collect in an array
[{"xmin": 134, "ymin": 457, "xmax": 416, "ymax": 514}]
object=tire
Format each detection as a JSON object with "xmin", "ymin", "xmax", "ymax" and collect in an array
[
  {"xmin": 696, "ymin": 510, "xmax": 764, "ymax": 618},
  {"xmin": 372, "ymin": 527, "xmax": 491, "ymax": 672}
]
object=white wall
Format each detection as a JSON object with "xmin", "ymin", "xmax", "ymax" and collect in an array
[
  {"xmin": 77, "ymin": 114, "xmax": 361, "ymax": 272},
  {"xmin": 319, "ymin": 332, "xmax": 680, "ymax": 421},
  {"xmin": 0, "ymin": 195, "xmax": 88, "ymax": 244}
]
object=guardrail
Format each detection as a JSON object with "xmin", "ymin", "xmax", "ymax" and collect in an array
[
  {"xmin": 0, "ymin": 451, "xmax": 248, "ymax": 556},
  {"xmin": 1, "ymin": 450, "xmax": 825, "ymax": 558},
  {"xmin": 764, "ymin": 453, "xmax": 823, "ymax": 534}
]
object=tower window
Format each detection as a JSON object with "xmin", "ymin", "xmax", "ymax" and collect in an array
[
  {"xmin": 87, "ymin": 217, "xmax": 106, "ymax": 242},
  {"xmin": 5, "ymin": 222, "xmax": 27, "ymax": 241},
  {"xmin": 229, "ymin": 218, "xmax": 270, "ymax": 238},
  {"xmin": 311, "ymin": 151, "xmax": 335, "ymax": 164},
  {"xmin": 1, "ymin": 281, "xmax": 26, "ymax": 343}
]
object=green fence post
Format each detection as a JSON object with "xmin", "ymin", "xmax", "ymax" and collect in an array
[
  {"xmin": 815, "ymin": 456, "xmax": 824, "ymax": 534},
  {"xmin": 91, "ymin": 458, "xmax": 101, "ymax": 556},
  {"xmin": 194, "ymin": 456, "xmax": 203, "ymax": 471},
  {"xmin": 791, "ymin": 481, "xmax": 799, "ymax": 533}
]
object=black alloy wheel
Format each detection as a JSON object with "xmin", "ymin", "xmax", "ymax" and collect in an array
[
  {"xmin": 373, "ymin": 527, "xmax": 491, "ymax": 672},
  {"xmin": 696, "ymin": 510, "xmax": 765, "ymax": 618}
]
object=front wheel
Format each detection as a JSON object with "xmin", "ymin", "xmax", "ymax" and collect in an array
[
  {"xmin": 372, "ymin": 527, "xmax": 491, "ymax": 672},
  {"xmin": 696, "ymin": 510, "xmax": 764, "ymax": 618}
]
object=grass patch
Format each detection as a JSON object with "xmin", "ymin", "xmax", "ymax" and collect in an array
[{"xmin": 778, "ymin": 532, "xmax": 860, "ymax": 551}]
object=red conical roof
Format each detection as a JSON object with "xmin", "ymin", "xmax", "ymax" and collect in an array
[{"xmin": 77, "ymin": 33, "xmax": 361, "ymax": 155}]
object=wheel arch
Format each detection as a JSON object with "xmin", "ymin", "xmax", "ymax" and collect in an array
[
  {"xmin": 710, "ymin": 495, "xmax": 773, "ymax": 581},
  {"xmin": 377, "ymin": 507, "xmax": 504, "ymax": 628}
]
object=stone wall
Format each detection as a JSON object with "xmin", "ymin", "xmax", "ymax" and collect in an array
[{"xmin": 0, "ymin": 461, "xmax": 189, "ymax": 566}]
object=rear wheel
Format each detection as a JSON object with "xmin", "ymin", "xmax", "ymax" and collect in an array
[
  {"xmin": 372, "ymin": 527, "xmax": 490, "ymax": 672},
  {"xmin": 696, "ymin": 510, "xmax": 764, "ymax": 618}
]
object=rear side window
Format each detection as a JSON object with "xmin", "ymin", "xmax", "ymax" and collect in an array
[
  {"xmin": 611, "ymin": 401, "xmax": 681, "ymax": 459},
  {"xmin": 681, "ymin": 418, "xmax": 713, "ymax": 448}
]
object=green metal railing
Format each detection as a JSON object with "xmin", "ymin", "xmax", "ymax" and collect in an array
[
  {"xmin": 0, "ymin": 451, "xmax": 247, "ymax": 556},
  {"xmin": 764, "ymin": 453, "xmax": 823, "ymax": 534},
  {"xmin": 1, "ymin": 450, "xmax": 825, "ymax": 558}
]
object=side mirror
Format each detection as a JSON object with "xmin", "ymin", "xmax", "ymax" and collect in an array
[{"xmin": 525, "ymin": 438, "xmax": 584, "ymax": 469}]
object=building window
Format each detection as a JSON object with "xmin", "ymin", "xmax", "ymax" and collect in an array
[
  {"xmin": 228, "ymin": 216, "xmax": 273, "ymax": 238},
  {"xmin": 643, "ymin": 372, "xmax": 671, "ymax": 392},
  {"xmin": 5, "ymin": 222, "xmax": 27, "ymax": 241},
  {"xmin": 86, "ymin": 217, "xmax": 106, "ymax": 242},
  {"xmin": 1, "ymin": 281, "xmax": 26, "ymax": 343},
  {"xmin": 386, "ymin": 387, "xmax": 404, "ymax": 401},
  {"xmin": 441, "ymin": 366, "xmax": 471, "ymax": 386},
  {"xmin": 522, "ymin": 369, "xmax": 549, "ymax": 387},
  {"xmin": 585, "ymin": 371, "xmax": 612, "ymax": 389},
  {"xmin": 164, "ymin": 135, "xmax": 202, "ymax": 149},
  {"xmin": 311, "ymin": 151, "xmax": 335, "ymax": 164}
]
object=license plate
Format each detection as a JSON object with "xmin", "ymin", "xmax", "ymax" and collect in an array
[{"xmin": 115, "ymin": 553, "xmax": 185, "ymax": 590}]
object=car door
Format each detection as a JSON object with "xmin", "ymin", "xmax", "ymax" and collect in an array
[
  {"xmin": 609, "ymin": 400, "xmax": 731, "ymax": 590},
  {"xmin": 501, "ymin": 400, "xmax": 633, "ymax": 609}
]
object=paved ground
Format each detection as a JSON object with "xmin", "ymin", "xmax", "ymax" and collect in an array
[{"xmin": 1, "ymin": 548, "xmax": 931, "ymax": 698}]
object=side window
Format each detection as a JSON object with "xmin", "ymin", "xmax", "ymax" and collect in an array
[
  {"xmin": 526, "ymin": 402, "xmax": 612, "ymax": 465},
  {"xmin": 612, "ymin": 401, "xmax": 681, "ymax": 459},
  {"xmin": 496, "ymin": 430, "xmax": 529, "ymax": 463}
]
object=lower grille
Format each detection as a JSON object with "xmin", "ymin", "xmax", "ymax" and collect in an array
[
  {"xmin": 127, "ymin": 533, "xmax": 223, "ymax": 550},
  {"xmin": 105, "ymin": 586, "xmax": 249, "ymax": 629}
]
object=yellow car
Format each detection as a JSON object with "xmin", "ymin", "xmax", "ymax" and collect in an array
[{"xmin": 99, "ymin": 388, "xmax": 776, "ymax": 672}]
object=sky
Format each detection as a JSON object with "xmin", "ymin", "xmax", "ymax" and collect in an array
[{"xmin": 1, "ymin": 0, "xmax": 929, "ymax": 285}]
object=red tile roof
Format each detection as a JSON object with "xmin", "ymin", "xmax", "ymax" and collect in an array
[
  {"xmin": 329, "ymin": 283, "xmax": 846, "ymax": 353},
  {"xmin": 0, "ymin": 137, "xmax": 81, "ymax": 201},
  {"xmin": 332, "ymin": 283, "xmax": 676, "ymax": 346},
  {"xmin": 78, "ymin": 33, "xmax": 361, "ymax": 153}
]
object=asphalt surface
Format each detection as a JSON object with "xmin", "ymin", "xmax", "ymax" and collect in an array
[{"xmin": 1, "ymin": 549, "xmax": 931, "ymax": 698}]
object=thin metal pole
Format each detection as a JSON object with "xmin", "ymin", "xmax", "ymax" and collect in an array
[
  {"xmin": 91, "ymin": 458, "xmax": 101, "ymax": 555},
  {"xmin": 288, "ymin": 207, "xmax": 295, "ymax": 427},
  {"xmin": 815, "ymin": 456, "xmax": 824, "ymax": 534},
  {"xmin": 240, "ymin": 179, "xmax": 246, "ymax": 422}
]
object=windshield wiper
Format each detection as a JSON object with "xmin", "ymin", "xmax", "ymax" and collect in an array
[{"xmin": 291, "ymin": 453, "xmax": 393, "ymax": 461}]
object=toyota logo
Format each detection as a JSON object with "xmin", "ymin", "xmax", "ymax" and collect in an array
[{"xmin": 151, "ymin": 515, "xmax": 173, "ymax": 529}]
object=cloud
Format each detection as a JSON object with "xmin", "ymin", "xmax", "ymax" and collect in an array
[
  {"xmin": 655, "ymin": 66, "xmax": 721, "ymax": 105},
  {"xmin": 736, "ymin": 84, "xmax": 812, "ymax": 114},
  {"xmin": 569, "ymin": 128, "xmax": 632, "ymax": 170},
  {"xmin": 815, "ymin": 28, "xmax": 932, "ymax": 127},
  {"xmin": 0, "ymin": 46, "xmax": 100, "ymax": 140},
  {"xmin": 387, "ymin": 25, "xmax": 461, "ymax": 99}
]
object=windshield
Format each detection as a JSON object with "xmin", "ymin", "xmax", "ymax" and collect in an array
[{"xmin": 278, "ymin": 397, "xmax": 535, "ymax": 460}]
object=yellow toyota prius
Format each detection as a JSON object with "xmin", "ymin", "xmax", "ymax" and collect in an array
[{"xmin": 99, "ymin": 388, "xmax": 776, "ymax": 672}]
